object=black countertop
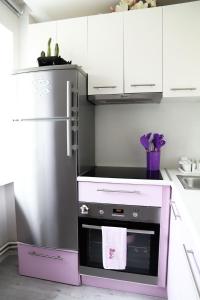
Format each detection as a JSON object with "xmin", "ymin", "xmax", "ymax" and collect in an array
[{"xmin": 81, "ymin": 167, "xmax": 163, "ymax": 180}]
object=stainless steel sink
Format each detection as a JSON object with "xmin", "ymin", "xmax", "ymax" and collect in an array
[{"xmin": 177, "ymin": 175, "xmax": 200, "ymax": 190}]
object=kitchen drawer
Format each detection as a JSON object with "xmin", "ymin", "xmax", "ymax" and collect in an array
[
  {"xmin": 78, "ymin": 182, "xmax": 163, "ymax": 207},
  {"xmin": 18, "ymin": 243, "xmax": 80, "ymax": 285}
]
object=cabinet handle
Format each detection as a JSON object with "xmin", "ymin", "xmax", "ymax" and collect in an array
[
  {"xmin": 171, "ymin": 201, "xmax": 181, "ymax": 220},
  {"xmin": 130, "ymin": 84, "xmax": 156, "ymax": 87},
  {"xmin": 93, "ymin": 86, "xmax": 117, "ymax": 89},
  {"xmin": 28, "ymin": 251, "xmax": 64, "ymax": 261},
  {"xmin": 170, "ymin": 88, "xmax": 197, "ymax": 91},
  {"xmin": 183, "ymin": 244, "xmax": 200, "ymax": 298},
  {"xmin": 97, "ymin": 189, "xmax": 141, "ymax": 194}
]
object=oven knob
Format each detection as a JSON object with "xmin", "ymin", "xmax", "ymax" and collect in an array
[
  {"xmin": 132, "ymin": 212, "xmax": 138, "ymax": 218},
  {"xmin": 80, "ymin": 204, "xmax": 89, "ymax": 215},
  {"xmin": 99, "ymin": 209, "xmax": 104, "ymax": 215}
]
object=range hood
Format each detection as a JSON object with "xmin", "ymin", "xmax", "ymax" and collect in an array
[{"xmin": 88, "ymin": 92, "xmax": 162, "ymax": 104}]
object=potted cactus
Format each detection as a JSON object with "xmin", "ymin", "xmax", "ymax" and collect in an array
[
  {"xmin": 54, "ymin": 43, "xmax": 72, "ymax": 65},
  {"xmin": 37, "ymin": 38, "xmax": 72, "ymax": 67}
]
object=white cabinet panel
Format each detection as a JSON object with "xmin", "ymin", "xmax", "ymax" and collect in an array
[
  {"xmin": 57, "ymin": 17, "xmax": 87, "ymax": 70},
  {"xmin": 87, "ymin": 13, "xmax": 123, "ymax": 95},
  {"xmin": 27, "ymin": 22, "xmax": 57, "ymax": 67},
  {"xmin": 167, "ymin": 203, "xmax": 200, "ymax": 300},
  {"xmin": 124, "ymin": 8, "xmax": 162, "ymax": 93},
  {"xmin": 163, "ymin": 2, "xmax": 200, "ymax": 98}
]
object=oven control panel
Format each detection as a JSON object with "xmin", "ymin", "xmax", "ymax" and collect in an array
[{"xmin": 79, "ymin": 202, "xmax": 160, "ymax": 223}]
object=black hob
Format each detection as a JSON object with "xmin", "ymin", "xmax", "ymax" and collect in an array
[{"xmin": 81, "ymin": 167, "xmax": 163, "ymax": 180}]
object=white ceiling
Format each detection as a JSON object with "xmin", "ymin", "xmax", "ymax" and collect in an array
[
  {"xmin": 24, "ymin": 0, "xmax": 119, "ymax": 22},
  {"xmin": 20, "ymin": 0, "xmax": 197, "ymax": 22}
]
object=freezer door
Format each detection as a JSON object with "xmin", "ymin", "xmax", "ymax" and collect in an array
[
  {"xmin": 14, "ymin": 119, "xmax": 78, "ymax": 250},
  {"xmin": 14, "ymin": 69, "xmax": 77, "ymax": 119}
]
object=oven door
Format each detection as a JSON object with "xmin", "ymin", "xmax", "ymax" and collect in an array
[{"xmin": 79, "ymin": 217, "xmax": 160, "ymax": 281}]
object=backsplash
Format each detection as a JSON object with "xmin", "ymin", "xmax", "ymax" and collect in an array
[{"xmin": 95, "ymin": 102, "xmax": 200, "ymax": 168}]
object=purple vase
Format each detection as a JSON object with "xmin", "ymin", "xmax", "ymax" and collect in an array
[{"xmin": 147, "ymin": 151, "xmax": 160, "ymax": 171}]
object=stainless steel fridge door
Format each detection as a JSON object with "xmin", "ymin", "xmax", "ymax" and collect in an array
[
  {"xmin": 14, "ymin": 69, "xmax": 76, "ymax": 119},
  {"xmin": 14, "ymin": 119, "xmax": 78, "ymax": 250}
]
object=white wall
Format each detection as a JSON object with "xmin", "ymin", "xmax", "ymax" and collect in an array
[
  {"xmin": 0, "ymin": 184, "xmax": 16, "ymax": 248},
  {"xmin": 18, "ymin": 6, "xmax": 30, "ymax": 68},
  {"xmin": 0, "ymin": 1, "xmax": 19, "ymax": 68},
  {"xmin": 0, "ymin": 2, "xmax": 20, "ymax": 247},
  {"xmin": 95, "ymin": 102, "xmax": 200, "ymax": 168}
]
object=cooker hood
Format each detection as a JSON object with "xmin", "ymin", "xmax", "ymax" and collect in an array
[{"xmin": 88, "ymin": 92, "xmax": 162, "ymax": 104}]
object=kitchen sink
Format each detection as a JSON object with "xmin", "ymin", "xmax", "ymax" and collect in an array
[{"xmin": 177, "ymin": 175, "xmax": 200, "ymax": 190}]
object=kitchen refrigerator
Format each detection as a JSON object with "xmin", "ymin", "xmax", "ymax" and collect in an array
[{"xmin": 13, "ymin": 65, "xmax": 94, "ymax": 285}]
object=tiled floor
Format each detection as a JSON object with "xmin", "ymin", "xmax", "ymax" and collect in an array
[{"xmin": 0, "ymin": 255, "xmax": 166, "ymax": 300}]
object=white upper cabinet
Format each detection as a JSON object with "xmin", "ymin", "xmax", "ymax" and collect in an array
[
  {"xmin": 124, "ymin": 8, "xmax": 162, "ymax": 93},
  {"xmin": 163, "ymin": 1, "xmax": 200, "ymax": 98},
  {"xmin": 27, "ymin": 22, "xmax": 57, "ymax": 67},
  {"xmin": 87, "ymin": 13, "xmax": 124, "ymax": 95},
  {"xmin": 57, "ymin": 17, "xmax": 87, "ymax": 70}
]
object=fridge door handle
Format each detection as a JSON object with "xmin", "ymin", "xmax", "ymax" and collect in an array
[
  {"xmin": 66, "ymin": 81, "xmax": 72, "ymax": 119},
  {"xmin": 66, "ymin": 81, "xmax": 72, "ymax": 158},
  {"xmin": 66, "ymin": 119, "xmax": 72, "ymax": 158}
]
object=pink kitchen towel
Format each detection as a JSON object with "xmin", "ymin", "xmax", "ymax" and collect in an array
[{"xmin": 102, "ymin": 226, "xmax": 127, "ymax": 270}]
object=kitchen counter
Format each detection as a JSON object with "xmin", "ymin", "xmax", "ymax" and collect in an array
[
  {"xmin": 164, "ymin": 169, "xmax": 200, "ymax": 253},
  {"xmin": 77, "ymin": 167, "xmax": 171, "ymax": 186}
]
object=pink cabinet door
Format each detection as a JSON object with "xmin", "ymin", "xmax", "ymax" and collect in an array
[{"xmin": 18, "ymin": 243, "xmax": 80, "ymax": 286}]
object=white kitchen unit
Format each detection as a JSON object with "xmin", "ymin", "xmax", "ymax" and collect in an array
[
  {"xmin": 87, "ymin": 13, "xmax": 123, "ymax": 95},
  {"xmin": 124, "ymin": 7, "xmax": 162, "ymax": 93},
  {"xmin": 167, "ymin": 201, "xmax": 200, "ymax": 300},
  {"xmin": 57, "ymin": 17, "xmax": 87, "ymax": 70},
  {"xmin": 27, "ymin": 21, "xmax": 57, "ymax": 67},
  {"xmin": 163, "ymin": 169, "xmax": 200, "ymax": 300},
  {"xmin": 163, "ymin": 1, "xmax": 200, "ymax": 98}
]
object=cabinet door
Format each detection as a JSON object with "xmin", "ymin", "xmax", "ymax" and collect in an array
[
  {"xmin": 88, "ymin": 13, "xmax": 123, "ymax": 95},
  {"xmin": 57, "ymin": 17, "xmax": 87, "ymax": 70},
  {"xmin": 163, "ymin": 2, "xmax": 200, "ymax": 98},
  {"xmin": 124, "ymin": 8, "xmax": 162, "ymax": 93},
  {"xmin": 167, "ymin": 203, "xmax": 199, "ymax": 300},
  {"xmin": 27, "ymin": 22, "xmax": 57, "ymax": 67}
]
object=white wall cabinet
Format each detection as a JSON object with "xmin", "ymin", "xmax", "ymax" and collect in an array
[
  {"xmin": 57, "ymin": 17, "xmax": 87, "ymax": 70},
  {"xmin": 87, "ymin": 13, "xmax": 123, "ymax": 95},
  {"xmin": 167, "ymin": 202, "xmax": 200, "ymax": 300},
  {"xmin": 27, "ymin": 21, "xmax": 57, "ymax": 67},
  {"xmin": 163, "ymin": 1, "xmax": 200, "ymax": 98},
  {"xmin": 25, "ymin": 2, "xmax": 200, "ymax": 99},
  {"xmin": 124, "ymin": 8, "xmax": 162, "ymax": 93}
]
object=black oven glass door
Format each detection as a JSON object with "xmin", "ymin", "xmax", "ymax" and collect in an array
[{"xmin": 79, "ymin": 218, "xmax": 160, "ymax": 276}]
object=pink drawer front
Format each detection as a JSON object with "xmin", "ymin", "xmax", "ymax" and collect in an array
[
  {"xmin": 18, "ymin": 243, "xmax": 80, "ymax": 285},
  {"xmin": 79, "ymin": 182, "xmax": 163, "ymax": 207}
]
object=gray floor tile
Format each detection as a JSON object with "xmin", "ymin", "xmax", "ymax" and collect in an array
[{"xmin": 0, "ymin": 255, "xmax": 165, "ymax": 300}]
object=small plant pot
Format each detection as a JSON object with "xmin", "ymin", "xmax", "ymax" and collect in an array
[
  {"xmin": 37, "ymin": 56, "xmax": 54, "ymax": 67},
  {"xmin": 37, "ymin": 56, "xmax": 72, "ymax": 67}
]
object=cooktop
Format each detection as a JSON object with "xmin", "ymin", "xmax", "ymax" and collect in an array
[{"xmin": 82, "ymin": 167, "xmax": 163, "ymax": 180}]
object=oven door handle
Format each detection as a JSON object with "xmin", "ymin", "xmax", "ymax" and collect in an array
[{"xmin": 81, "ymin": 224, "xmax": 155, "ymax": 235}]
